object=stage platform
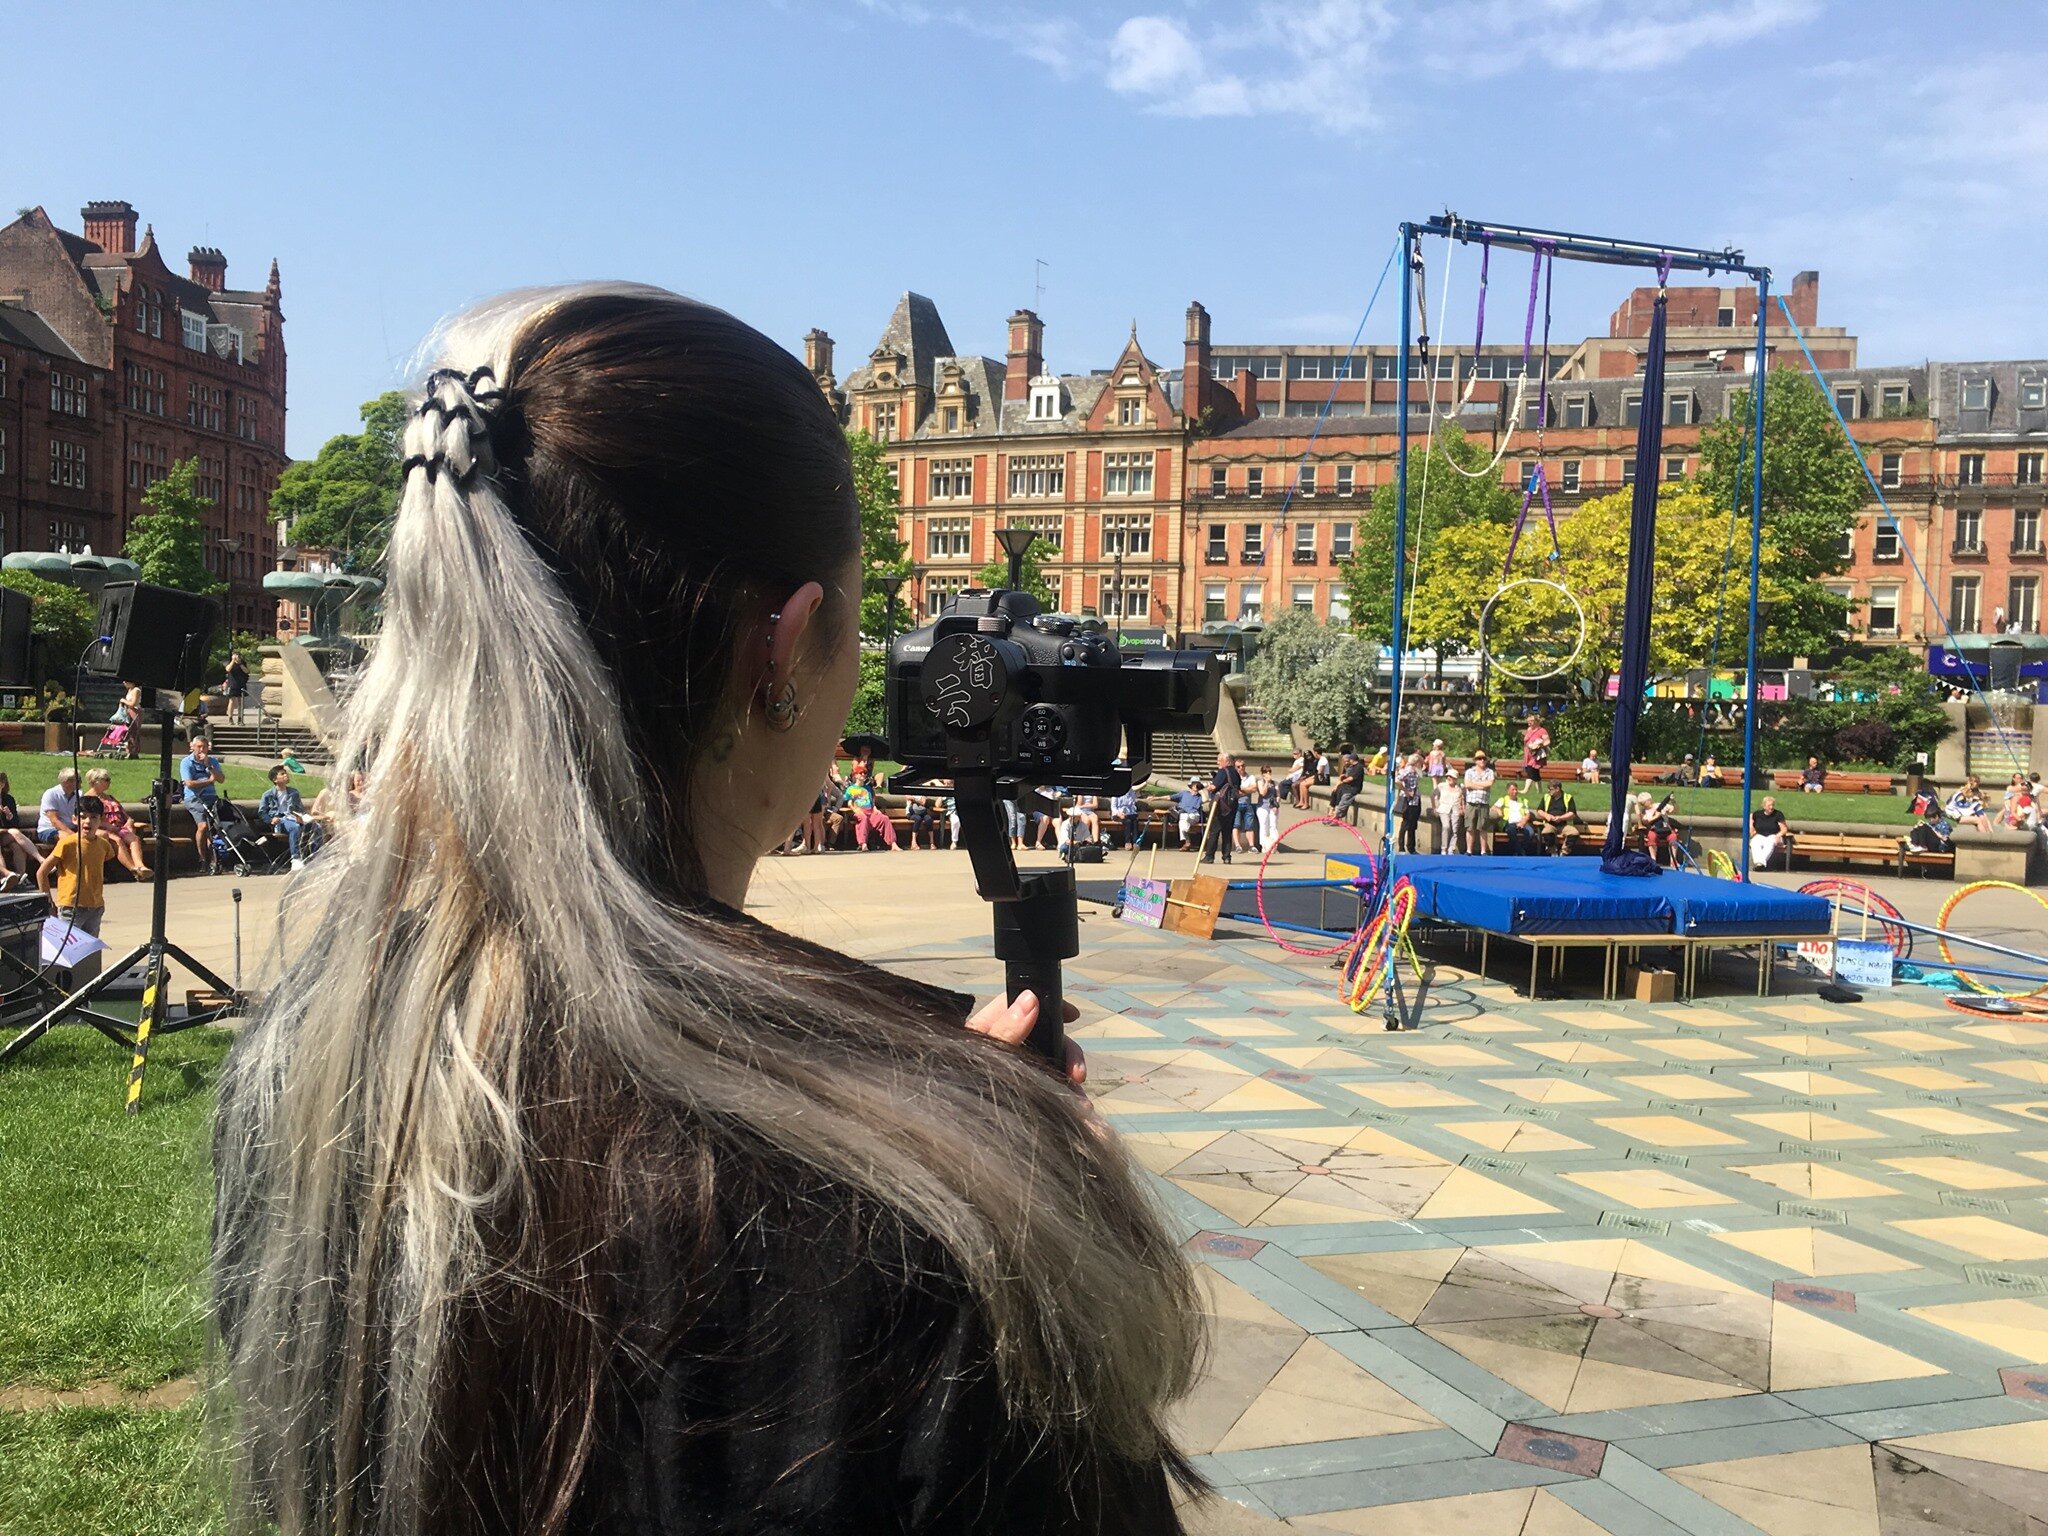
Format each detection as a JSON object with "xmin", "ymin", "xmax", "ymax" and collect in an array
[{"xmin": 1392, "ymin": 855, "xmax": 1833, "ymax": 940}]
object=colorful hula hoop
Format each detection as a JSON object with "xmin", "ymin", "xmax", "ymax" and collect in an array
[
  {"xmin": 1253, "ymin": 815, "xmax": 1383, "ymax": 957},
  {"xmin": 1796, "ymin": 878, "xmax": 1912, "ymax": 960},
  {"xmin": 1343, "ymin": 880, "xmax": 1417, "ymax": 1012},
  {"xmin": 1937, "ymin": 881, "xmax": 2048, "ymax": 999},
  {"xmin": 1708, "ymin": 849, "xmax": 1738, "ymax": 882}
]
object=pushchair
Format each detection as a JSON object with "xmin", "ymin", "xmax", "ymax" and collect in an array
[
  {"xmin": 94, "ymin": 723, "xmax": 135, "ymax": 758},
  {"xmin": 203, "ymin": 799, "xmax": 289, "ymax": 876}
]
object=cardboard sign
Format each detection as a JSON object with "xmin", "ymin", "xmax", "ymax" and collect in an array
[
  {"xmin": 41, "ymin": 917, "xmax": 107, "ymax": 969},
  {"xmin": 1834, "ymin": 938, "xmax": 1894, "ymax": 989},
  {"xmin": 1793, "ymin": 939, "xmax": 1837, "ymax": 979},
  {"xmin": 1118, "ymin": 877, "xmax": 1168, "ymax": 929}
]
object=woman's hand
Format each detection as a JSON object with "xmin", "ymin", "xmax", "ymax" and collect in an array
[{"xmin": 967, "ymin": 989, "xmax": 1086, "ymax": 1089}]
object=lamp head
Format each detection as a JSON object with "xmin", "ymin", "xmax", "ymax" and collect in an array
[{"xmin": 994, "ymin": 526, "xmax": 1035, "ymax": 590}]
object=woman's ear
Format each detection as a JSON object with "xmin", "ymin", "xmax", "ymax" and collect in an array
[{"xmin": 763, "ymin": 581, "xmax": 827, "ymax": 690}]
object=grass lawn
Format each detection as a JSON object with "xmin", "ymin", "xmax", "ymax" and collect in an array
[
  {"xmin": 0, "ymin": 751, "xmax": 321, "ymax": 805},
  {"xmin": 0, "ymin": 1024, "xmax": 229, "ymax": 1529}
]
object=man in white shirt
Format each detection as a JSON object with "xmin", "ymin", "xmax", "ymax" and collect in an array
[{"xmin": 1463, "ymin": 751, "xmax": 1497, "ymax": 854}]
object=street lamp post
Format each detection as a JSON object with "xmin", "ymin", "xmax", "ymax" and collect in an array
[{"xmin": 1112, "ymin": 543, "xmax": 1124, "ymax": 643}]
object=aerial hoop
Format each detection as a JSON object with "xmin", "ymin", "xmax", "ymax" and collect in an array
[{"xmin": 1478, "ymin": 577, "xmax": 1587, "ymax": 682}]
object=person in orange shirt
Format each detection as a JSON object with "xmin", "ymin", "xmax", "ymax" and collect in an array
[{"xmin": 37, "ymin": 794, "xmax": 114, "ymax": 936}]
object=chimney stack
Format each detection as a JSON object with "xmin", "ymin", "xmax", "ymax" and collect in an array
[
  {"xmin": 1786, "ymin": 270, "xmax": 1821, "ymax": 330},
  {"xmin": 803, "ymin": 327, "xmax": 835, "ymax": 382},
  {"xmin": 81, "ymin": 200, "xmax": 137, "ymax": 255},
  {"xmin": 188, "ymin": 246, "xmax": 227, "ymax": 293},
  {"xmin": 1005, "ymin": 309, "xmax": 1044, "ymax": 403}
]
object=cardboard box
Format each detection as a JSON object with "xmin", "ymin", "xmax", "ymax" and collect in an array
[{"xmin": 1629, "ymin": 966, "xmax": 1677, "ymax": 1003}]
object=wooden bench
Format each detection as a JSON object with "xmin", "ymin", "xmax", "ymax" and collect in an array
[
  {"xmin": 1787, "ymin": 832, "xmax": 1903, "ymax": 873},
  {"xmin": 1898, "ymin": 844, "xmax": 1956, "ymax": 878}
]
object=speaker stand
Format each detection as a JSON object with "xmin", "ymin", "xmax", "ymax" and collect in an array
[{"xmin": 0, "ymin": 708, "xmax": 239, "ymax": 1091}]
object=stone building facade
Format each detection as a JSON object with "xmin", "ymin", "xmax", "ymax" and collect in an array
[{"xmin": 0, "ymin": 201, "xmax": 288, "ymax": 635}]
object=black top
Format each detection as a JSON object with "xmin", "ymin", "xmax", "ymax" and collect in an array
[
  {"xmin": 1752, "ymin": 808, "xmax": 1787, "ymax": 836},
  {"xmin": 1209, "ymin": 764, "xmax": 1240, "ymax": 807},
  {"xmin": 0, "ymin": 793, "xmax": 16, "ymax": 827}
]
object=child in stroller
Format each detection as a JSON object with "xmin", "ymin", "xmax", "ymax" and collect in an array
[{"xmin": 203, "ymin": 798, "xmax": 290, "ymax": 876}]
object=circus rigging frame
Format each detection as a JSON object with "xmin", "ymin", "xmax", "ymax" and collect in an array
[{"xmin": 1385, "ymin": 215, "xmax": 1775, "ymax": 883}]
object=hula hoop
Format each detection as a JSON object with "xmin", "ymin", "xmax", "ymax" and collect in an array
[
  {"xmin": 1797, "ymin": 878, "xmax": 1912, "ymax": 960},
  {"xmin": 1477, "ymin": 578, "xmax": 1587, "ymax": 682},
  {"xmin": 1342, "ymin": 880, "xmax": 1417, "ymax": 1012},
  {"xmin": 1708, "ymin": 849, "xmax": 1738, "ymax": 882},
  {"xmin": 1937, "ymin": 881, "xmax": 2048, "ymax": 998},
  {"xmin": 1253, "ymin": 815, "xmax": 1381, "ymax": 957}
]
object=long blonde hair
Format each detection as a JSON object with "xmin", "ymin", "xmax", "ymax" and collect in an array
[{"xmin": 212, "ymin": 285, "xmax": 1199, "ymax": 1535}]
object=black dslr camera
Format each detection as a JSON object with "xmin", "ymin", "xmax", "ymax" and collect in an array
[{"xmin": 886, "ymin": 531, "xmax": 1222, "ymax": 1064}]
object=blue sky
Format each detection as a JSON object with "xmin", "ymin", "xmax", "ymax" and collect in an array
[{"xmin": 9, "ymin": 0, "xmax": 2041, "ymax": 458}]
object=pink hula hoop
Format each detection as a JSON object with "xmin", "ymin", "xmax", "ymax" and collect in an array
[{"xmin": 1253, "ymin": 815, "xmax": 1383, "ymax": 957}]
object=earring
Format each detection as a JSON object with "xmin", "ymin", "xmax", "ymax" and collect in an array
[{"xmin": 766, "ymin": 680, "xmax": 800, "ymax": 731}]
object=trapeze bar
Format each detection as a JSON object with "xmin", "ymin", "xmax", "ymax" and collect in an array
[
  {"xmin": 1827, "ymin": 904, "xmax": 2048, "ymax": 971},
  {"xmin": 1418, "ymin": 213, "xmax": 1764, "ymax": 279}
]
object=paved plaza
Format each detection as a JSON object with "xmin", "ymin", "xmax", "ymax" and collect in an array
[{"xmin": 111, "ymin": 836, "xmax": 2048, "ymax": 1533}]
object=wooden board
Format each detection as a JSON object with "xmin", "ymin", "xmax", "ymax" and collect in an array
[{"xmin": 1161, "ymin": 874, "xmax": 1228, "ymax": 940}]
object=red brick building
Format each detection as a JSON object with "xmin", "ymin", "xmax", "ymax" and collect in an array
[{"xmin": 0, "ymin": 201, "xmax": 288, "ymax": 634}]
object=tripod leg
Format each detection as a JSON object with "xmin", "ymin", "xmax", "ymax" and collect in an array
[
  {"xmin": 0, "ymin": 943, "xmax": 150, "ymax": 1064},
  {"xmin": 125, "ymin": 950, "xmax": 167, "ymax": 1115}
]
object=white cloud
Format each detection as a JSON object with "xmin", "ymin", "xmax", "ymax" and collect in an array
[
  {"xmin": 1424, "ymin": 0, "xmax": 1820, "ymax": 77},
  {"xmin": 1103, "ymin": 1, "xmax": 1390, "ymax": 131}
]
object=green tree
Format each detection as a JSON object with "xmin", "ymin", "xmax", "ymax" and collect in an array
[
  {"xmin": 1698, "ymin": 371, "xmax": 1869, "ymax": 658},
  {"xmin": 976, "ymin": 534, "xmax": 1059, "ymax": 610},
  {"xmin": 847, "ymin": 429, "xmax": 914, "ymax": 640},
  {"xmin": 269, "ymin": 392, "xmax": 408, "ymax": 569},
  {"xmin": 1337, "ymin": 423, "xmax": 1519, "ymax": 647},
  {"xmin": 126, "ymin": 459, "xmax": 227, "ymax": 597},
  {"xmin": 0, "ymin": 571, "xmax": 97, "ymax": 684},
  {"xmin": 1243, "ymin": 611, "xmax": 1381, "ymax": 747}
]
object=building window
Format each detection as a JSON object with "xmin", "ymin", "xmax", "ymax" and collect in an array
[
  {"xmin": 1955, "ymin": 506, "xmax": 1982, "ymax": 553},
  {"xmin": 1291, "ymin": 583, "xmax": 1315, "ymax": 613},
  {"xmin": 1561, "ymin": 460, "xmax": 1582, "ymax": 493},
  {"xmin": 1290, "ymin": 356, "xmax": 1325, "ymax": 380},
  {"xmin": 49, "ymin": 369, "xmax": 88, "ymax": 416},
  {"xmin": 181, "ymin": 309, "xmax": 208, "ymax": 351},
  {"xmin": 1664, "ymin": 391, "xmax": 1693, "ymax": 425},
  {"xmin": 1880, "ymin": 381, "xmax": 1909, "ymax": 415},
  {"xmin": 940, "ymin": 405, "xmax": 958, "ymax": 431},
  {"xmin": 1029, "ymin": 381, "xmax": 1061, "ymax": 420},
  {"xmin": 1621, "ymin": 459, "xmax": 1637, "ymax": 486},
  {"xmin": 926, "ymin": 517, "xmax": 972, "ymax": 559},
  {"xmin": 48, "ymin": 439, "xmax": 86, "ymax": 490},
  {"xmin": 1242, "ymin": 524, "xmax": 1264, "ymax": 563},
  {"xmin": 1296, "ymin": 465, "xmax": 1316, "ymax": 497},
  {"xmin": 1716, "ymin": 304, "xmax": 1736, "ymax": 327},
  {"xmin": 1210, "ymin": 356, "xmax": 1242, "ymax": 380},
  {"xmin": 1962, "ymin": 377, "xmax": 1991, "ymax": 411},
  {"xmin": 0, "ymin": 427, "xmax": 5, "ymax": 475},
  {"xmin": 1331, "ymin": 522, "xmax": 1353, "ymax": 558},
  {"xmin": 1833, "ymin": 385, "xmax": 1860, "ymax": 420},
  {"xmin": 1245, "ymin": 467, "xmax": 1264, "ymax": 498},
  {"xmin": 1116, "ymin": 396, "xmax": 1144, "ymax": 427},
  {"xmin": 1622, "ymin": 394, "xmax": 1642, "ymax": 428},
  {"xmin": 1100, "ymin": 576, "xmax": 1150, "ymax": 619},
  {"xmin": 1208, "ymin": 465, "xmax": 1228, "ymax": 497},
  {"xmin": 1563, "ymin": 395, "xmax": 1589, "ymax": 429},
  {"xmin": 923, "ymin": 576, "xmax": 969, "ymax": 619},
  {"xmin": 1335, "ymin": 463, "xmax": 1354, "ymax": 496},
  {"xmin": 2016, "ymin": 506, "xmax": 2042, "ymax": 554},
  {"xmin": 0, "ymin": 357, "xmax": 7, "ymax": 396},
  {"xmin": 1102, "ymin": 451, "xmax": 1153, "ymax": 495},
  {"xmin": 1950, "ymin": 576, "xmax": 1981, "ymax": 633},
  {"xmin": 870, "ymin": 402, "xmax": 898, "ymax": 440},
  {"xmin": 1203, "ymin": 583, "xmax": 1226, "ymax": 622},
  {"xmin": 2018, "ymin": 452, "xmax": 2043, "ymax": 486},
  {"xmin": 1102, "ymin": 513, "xmax": 1151, "ymax": 556},
  {"xmin": 1959, "ymin": 453, "xmax": 1984, "ymax": 486},
  {"xmin": 1467, "ymin": 355, "xmax": 1528, "ymax": 381},
  {"xmin": 1665, "ymin": 455, "xmax": 1686, "ymax": 481},
  {"xmin": 1874, "ymin": 522, "xmax": 1901, "ymax": 561},
  {"xmin": 1867, "ymin": 585, "xmax": 1900, "ymax": 635},
  {"xmin": 1010, "ymin": 514, "xmax": 1062, "ymax": 550},
  {"xmin": 1328, "ymin": 587, "xmax": 1350, "ymax": 624},
  {"xmin": 1293, "ymin": 522, "xmax": 1316, "ymax": 560},
  {"xmin": 2010, "ymin": 576, "xmax": 2040, "ymax": 632},
  {"xmin": 1879, "ymin": 452, "xmax": 1902, "ymax": 488},
  {"xmin": 928, "ymin": 458, "xmax": 973, "ymax": 500},
  {"xmin": 1008, "ymin": 454, "xmax": 1064, "ymax": 498},
  {"xmin": 1835, "ymin": 528, "xmax": 1853, "ymax": 560},
  {"xmin": 1254, "ymin": 357, "xmax": 1282, "ymax": 380},
  {"xmin": 2020, "ymin": 376, "xmax": 2047, "ymax": 410},
  {"xmin": 1518, "ymin": 460, "xmax": 1539, "ymax": 491},
  {"xmin": 1239, "ymin": 583, "xmax": 1263, "ymax": 621},
  {"xmin": 1205, "ymin": 524, "xmax": 1227, "ymax": 563}
]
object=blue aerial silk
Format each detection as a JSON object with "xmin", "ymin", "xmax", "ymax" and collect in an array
[{"xmin": 1601, "ymin": 289, "xmax": 1670, "ymax": 875}]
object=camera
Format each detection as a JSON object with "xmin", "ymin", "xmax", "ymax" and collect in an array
[{"xmin": 885, "ymin": 582, "xmax": 1222, "ymax": 793}]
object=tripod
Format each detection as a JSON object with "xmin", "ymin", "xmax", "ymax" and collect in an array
[{"xmin": 0, "ymin": 706, "xmax": 239, "ymax": 1100}]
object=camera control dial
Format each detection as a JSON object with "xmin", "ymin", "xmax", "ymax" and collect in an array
[{"xmin": 1019, "ymin": 704, "xmax": 1067, "ymax": 758}]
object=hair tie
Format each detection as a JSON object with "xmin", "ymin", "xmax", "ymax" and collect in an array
[{"xmin": 404, "ymin": 366, "xmax": 507, "ymax": 489}]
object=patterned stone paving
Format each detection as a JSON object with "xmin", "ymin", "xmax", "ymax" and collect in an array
[{"xmin": 750, "ymin": 854, "xmax": 2048, "ymax": 1533}]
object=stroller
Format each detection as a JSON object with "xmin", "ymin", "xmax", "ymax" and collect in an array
[
  {"xmin": 94, "ymin": 723, "xmax": 135, "ymax": 758},
  {"xmin": 203, "ymin": 798, "xmax": 289, "ymax": 876}
]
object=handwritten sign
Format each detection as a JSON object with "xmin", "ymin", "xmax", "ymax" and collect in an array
[
  {"xmin": 1792, "ymin": 940, "xmax": 1836, "ymax": 979},
  {"xmin": 1118, "ymin": 878, "xmax": 1168, "ymax": 929},
  {"xmin": 1834, "ymin": 938, "xmax": 1894, "ymax": 989},
  {"xmin": 41, "ymin": 917, "xmax": 107, "ymax": 969}
]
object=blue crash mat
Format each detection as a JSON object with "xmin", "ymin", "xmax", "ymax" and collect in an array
[{"xmin": 1389, "ymin": 856, "xmax": 1829, "ymax": 939}]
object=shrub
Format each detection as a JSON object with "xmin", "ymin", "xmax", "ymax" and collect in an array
[{"xmin": 1828, "ymin": 718, "xmax": 1897, "ymax": 768}]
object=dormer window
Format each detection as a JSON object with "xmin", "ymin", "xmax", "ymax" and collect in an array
[
  {"xmin": 181, "ymin": 309, "xmax": 208, "ymax": 351},
  {"xmin": 1028, "ymin": 376, "xmax": 1062, "ymax": 421},
  {"xmin": 1117, "ymin": 396, "xmax": 1144, "ymax": 427},
  {"xmin": 1962, "ymin": 377, "xmax": 1991, "ymax": 411}
]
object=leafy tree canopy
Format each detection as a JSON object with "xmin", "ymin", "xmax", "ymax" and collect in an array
[
  {"xmin": 1244, "ymin": 611, "xmax": 1382, "ymax": 748},
  {"xmin": 269, "ymin": 392, "xmax": 409, "ymax": 569},
  {"xmin": 0, "ymin": 571, "xmax": 97, "ymax": 683},
  {"xmin": 126, "ymin": 458, "xmax": 227, "ymax": 597},
  {"xmin": 848, "ymin": 429, "xmax": 915, "ymax": 641},
  {"xmin": 1698, "ymin": 370, "xmax": 1869, "ymax": 657}
]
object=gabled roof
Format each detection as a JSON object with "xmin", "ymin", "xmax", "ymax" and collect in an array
[
  {"xmin": 844, "ymin": 292, "xmax": 956, "ymax": 394},
  {"xmin": 903, "ymin": 354, "xmax": 1008, "ymax": 440},
  {"xmin": 996, "ymin": 374, "xmax": 1111, "ymax": 435},
  {"xmin": 0, "ymin": 301, "xmax": 88, "ymax": 364}
]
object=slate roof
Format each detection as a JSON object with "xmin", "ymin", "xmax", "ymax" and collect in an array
[
  {"xmin": 1929, "ymin": 360, "xmax": 2048, "ymax": 440},
  {"xmin": 1216, "ymin": 408, "xmax": 1497, "ymax": 440},
  {"xmin": 842, "ymin": 292, "xmax": 956, "ymax": 393},
  {"xmin": 0, "ymin": 301, "xmax": 89, "ymax": 364},
  {"xmin": 996, "ymin": 374, "xmax": 1111, "ymax": 436}
]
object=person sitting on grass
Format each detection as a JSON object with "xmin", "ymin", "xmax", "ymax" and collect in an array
[
  {"xmin": 84, "ymin": 767, "xmax": 151, "ymax": 880},
  {"xmin": 1532, "ymin": 782, "xmax": 1584, "ymax": 855},
  {"xmin": 1579, "ymin": 750, "xmax": 1600, "ymax": 784},
  {"xmin": 1749, "ymin": 794, "xmax": 1792, "ymax": 871},
  {"xmin": 257, "ymin": 765, "xmax": 314, "ymax": 871},
  {"xmin": 842, "ymin": 763, "xmax": 897, "ymax": 850},
  {"xmin": 37, "ymin": 793, "xmax": 112, "ymax": 940},
  {"xmin": 180, "ymin": 735, "xmax": 227, "ymax": 872},
  {"xmin": 37, "ymin": 766, "xmax": 79, "ymax": 848}
]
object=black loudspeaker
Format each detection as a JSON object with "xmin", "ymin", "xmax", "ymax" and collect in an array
[
  {"xmin": 1987, "ymin": 642, "xmax": 2023, "ymax": 692},
  {"xmin": 0, "ymin": 589, "xmax": 29, "ymax": 681},
  {"xmin": 88, "ymin": 582, "xmax": 219, "ymax": 693}
]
